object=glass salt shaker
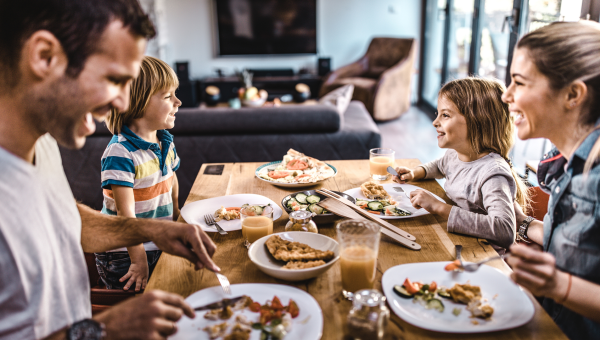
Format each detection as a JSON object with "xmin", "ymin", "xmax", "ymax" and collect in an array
[
  {"xmin": 285, "ymin": 210, "xmax": 318, "ymax": 233},
  {"xmin": 346, "ymin": 289, "xmax": 389, "ymax": 340}
]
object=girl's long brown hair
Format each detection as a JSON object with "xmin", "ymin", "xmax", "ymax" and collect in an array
[{"xmin": 439, "ymin": 77, "xmax": 530, "ymax": 210}]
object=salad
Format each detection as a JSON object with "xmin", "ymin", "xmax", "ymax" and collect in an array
[
  {"xmin": 286, "ymin": 193, "xmax": 328, "ymax": 215},
  {"xmin": 355, "ymin": 198, "xmax": 411, "ymax": 216}
]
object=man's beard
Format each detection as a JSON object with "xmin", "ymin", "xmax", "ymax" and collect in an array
[{"xmin": 25, "ymin": 75, "xmax": 87, "ymax": 149}]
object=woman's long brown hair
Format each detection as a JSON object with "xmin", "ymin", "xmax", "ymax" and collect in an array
[{"xmin": 439, "ymin": 77, "xmax": 530, "ymax": 210}]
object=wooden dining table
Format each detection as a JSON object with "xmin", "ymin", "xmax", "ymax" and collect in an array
[{"xmin": 146, "ymin": 159, "xmax": 567, "ymax": 340}]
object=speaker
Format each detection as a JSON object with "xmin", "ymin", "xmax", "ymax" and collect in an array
[
  {"xmin": 175, "ymin": 61, "xmax": 189, "ymax": 82},
  {"xmin": 177, "ymin": 80, "xmax": 197, "ymax": 108},
  {"xmin": 318, "ymin": 57, "xmax": 331, "ymax": 76}
]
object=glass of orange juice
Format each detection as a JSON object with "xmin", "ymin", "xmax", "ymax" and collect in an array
[
  {"xmin": 369, "ymin": 148, "xmax": 395, "ymax": 181},
  {"xmin": 337, "ymin": 220, "xmax": 381, "ymax": 299},
  {"xmin": 240, "ymin": 204, "xmax": 274, "ymax": 246}
]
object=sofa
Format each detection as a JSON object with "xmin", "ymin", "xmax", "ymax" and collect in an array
[
  {"xmin": 60, "ymin": 101, "xmax": 381, "ymax": 210},
  {"xmin": 319, "ymin": 37, "xmax": 416, "ymax": 121}
]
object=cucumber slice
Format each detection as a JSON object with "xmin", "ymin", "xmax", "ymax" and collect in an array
[
  {"xmin": 308, "ymin": 204, "xmax": 324, "ymax": 214},
  {"xmin": 437, "ymin": 289, "xmax": 452, "ymax": 299},
  {"xmin": 367, "ymin": 201, "xmax": 384, "ymax": 211},
  {"xmin": 253, "ymin": 206, "xmax": 264, "ymax": 215},
  {"xmin": 426, "ymin": 298, "xmax": 444, "ymax": 312},
  {"xmin": 295, "ymin": 193, "xmax": 308, "ymax": 204},
  {"xmin": 306, "ymin": 195, "xmax": 321, "ymax": 204},
  {"xmin": 395, "ymin": 207, "xmax": 412, "ymax": 216},
  {"xmin": 393, "ymin": 285, "xmax": 414, "ymax": 299}
]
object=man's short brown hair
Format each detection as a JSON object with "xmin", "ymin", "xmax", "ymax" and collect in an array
[{"xmin": 0, "ymin": 0, "xmax": 156, "ymax": 88}]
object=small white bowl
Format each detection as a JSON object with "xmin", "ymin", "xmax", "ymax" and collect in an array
[{"xmin": 248, "ymin": 232, "xmax": 340, "ymax": 281}]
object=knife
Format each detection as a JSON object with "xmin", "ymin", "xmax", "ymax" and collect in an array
[{"xmin": 193, "ymin": 296, "xmax": 245, "ymax": 311}]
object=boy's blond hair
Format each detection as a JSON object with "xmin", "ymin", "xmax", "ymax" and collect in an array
[
  {"xmin": 439, "ymin": 77, "xmax": 530, "ymax": 211},
  {"xmin": 106, "ymin": 56, "xmax": 179, "ymax": 134}
]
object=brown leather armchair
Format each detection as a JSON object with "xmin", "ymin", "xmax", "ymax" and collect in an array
[{"xmin": 319, "ymin": 37, "xmax": 416, "ymax": 121}]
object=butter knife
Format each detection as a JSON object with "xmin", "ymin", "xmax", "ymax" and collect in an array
[{"xmin": 193, "ymin": 296, "xmax": 244, "ymax": 311}]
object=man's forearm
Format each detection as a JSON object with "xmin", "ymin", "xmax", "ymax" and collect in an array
[{"xmin": 79, "ymin": 203, "xmax": 153, "ymax": 253}]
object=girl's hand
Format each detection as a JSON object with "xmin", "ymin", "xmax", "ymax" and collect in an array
[
  {"xmin": 507, "ymin": 244, "xmax": 567, "ymax": 299},
  {"xmin": 409, "ymin": 189, "xmax": 443, "ymax": 213},
  {"xmin": 393, "ymin": 166, "xmax": 413, "ymax": 184},
  {"xmin": 120, "ymin": 261, "xmax": 150, "ymax": 292}
]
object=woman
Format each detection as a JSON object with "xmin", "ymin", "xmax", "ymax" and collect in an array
[{"xmin": 502, "ymin": 21, "xmax": 600, "ymax": 339}]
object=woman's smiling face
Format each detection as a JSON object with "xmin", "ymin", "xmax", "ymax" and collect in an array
[{"xmin": 502, "ymin": 48, "xmax": 563, "ymax": 141}]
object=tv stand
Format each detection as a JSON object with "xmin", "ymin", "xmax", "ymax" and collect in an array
[{"xmin": 198, "ymin": 74, "xmax": 322, "ymax": 103}]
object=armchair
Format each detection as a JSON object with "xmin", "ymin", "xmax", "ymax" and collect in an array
[{"xmin": 319, "ymin": 37, "xmax": 416, "ymax": 121}]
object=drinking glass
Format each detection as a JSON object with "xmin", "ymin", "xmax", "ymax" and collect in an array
[
  {"xmin": 369, "ymin": 148, "xmax": 395, "ymax": 181},
  {"xmin": 337, "ymin": 220, "xmax": 381, "ymax": 299},
  {"xmin": 240, "ymin": 204, "xmax": 274, "ymax": 245}
]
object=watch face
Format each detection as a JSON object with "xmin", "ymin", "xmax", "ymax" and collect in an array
[{"xmin": 69, "ymin": 319, "xmax": 103, "ymax": 340}]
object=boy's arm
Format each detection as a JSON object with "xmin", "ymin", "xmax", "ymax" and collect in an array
[
  {"xmin": 111, "ymin": 185, "xmax": 148, "ymax": 291},
  {"xmin": 172, "ymin": 173, "xmax": 180, "ymax": 221}
]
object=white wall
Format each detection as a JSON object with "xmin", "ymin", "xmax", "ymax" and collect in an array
[{"xmin": 155, "ymin": 0, "xmax": 422, "ymax": 79}]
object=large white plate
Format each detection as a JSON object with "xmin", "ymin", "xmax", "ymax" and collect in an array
[
  {"xmin": 382, "ymin": 262, "xmax": 535, "ymax": 333},
  {"xmin": 343, "ymin": 183, "xmax": 445, "ymax": 219},
  {"xmin": 171, "ymin": 283, "xmax": 323, "ymax": 340},
  {"xmin": 180, "ymin": 194, "xmax": 283, "ymax": 232},
  {"xmin": 255, "ymin": 161, "xmax": 337, "ymax": 188}
]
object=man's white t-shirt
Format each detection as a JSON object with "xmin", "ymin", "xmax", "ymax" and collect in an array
[{"xmin": 0, "ymin": 134, "xmax": 91, "ymax": 339}]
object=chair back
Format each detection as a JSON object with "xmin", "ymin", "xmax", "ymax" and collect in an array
[{"xmin": 365, "ymin": 38, "xmax": 414, "ymax": 73}]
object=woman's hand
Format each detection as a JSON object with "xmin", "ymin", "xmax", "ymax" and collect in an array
[
  {"xmin": 393, "ymin": 166, "xmax": 413, "ymax": 184},
  {"xmin": 507, "ymin": 244, "xmax": 568, "ymax": 299},
  {"xmin": 121, "ymin": 261, "xmax": 149, "ymax": 292}
]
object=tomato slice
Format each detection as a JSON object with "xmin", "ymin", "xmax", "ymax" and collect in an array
[
  {"xmin": 429, "ymin": 281, "xmax": 437, "ymax": 292},
  {"xmin": 403, "ymin": 278, "xmax": 420, "ymax": 295},
  {"xmin": 287, "ymin": 300, "xmax": 300, "ymax": 318},
  {"xmin": 268, "ymin": 170, "xmax": 291, "ymax": 179},
  {"xmin": 286, "ymin": 159, "xmax": 309, "ymax": 170},
  {"xmin": 271, "ymin": 296, "xmax": 285, "ymax": 310},
  {"xmin": 444, "ymin": 259, "xmax": 462, "ymax": 271}
]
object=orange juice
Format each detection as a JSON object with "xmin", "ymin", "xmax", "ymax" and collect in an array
[
  {"xmin": 340, "ymin": 246, "xmax": 377, "ymax": 293},
  {"xmin": 370, "ymin": 156, "xmax": 394, "ymax": 176},
  {"xmin": 241, "ymin": 216, "xmax": 273, "ymax": 243}
]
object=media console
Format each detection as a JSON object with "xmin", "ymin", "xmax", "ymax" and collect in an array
[{"xmin": 198, "ymin": 75, "xmax": 322, "ymax": 103}]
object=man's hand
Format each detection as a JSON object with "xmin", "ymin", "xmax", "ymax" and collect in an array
[
  {"xmin": 507, "ymin": 244, "xmax": 567, "ymax": 299},
  {"xmin": 121, "ymin": 261, "xmax": 149, "ymax": 292},
  {"xmin": 392, "ymin": 166, "xmax": 413, "ymax": 184},
  {"xmin": 94, "ymin": 290, "xmax": 194, "ymax": 340},
  {"xmin": 148, "ymin": 222, "xmax": 220, "ymax": 272}
]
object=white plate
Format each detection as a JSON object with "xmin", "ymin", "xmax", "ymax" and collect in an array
[
  {"xmin": 170, "ymin": 283, "xmax": 323, "ymax": 340},
  {"xmin": 381, "ymin": 262, "xmax": 535, "ymax": 333},
  {"xmin": 255, "ymin": 161, "xmax": 337, "ymax": 188},
  {"xmin": 343, "ymin": 183, "xmax": 445, "ymax": 219},
  {"xmin": 248, "ymin": 232, "xmax": 340, "ymax": 281},
  {"xmin": 180, "ymin": 194, "xmax": 283, "ymax": 232}
]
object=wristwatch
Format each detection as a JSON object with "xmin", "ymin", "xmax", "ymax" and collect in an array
[
  {"xmin": 517, "ymin": 216, "xmax": 535, "ymax": 243},
  {"xmin": 67, "ymin": 319, "xmax": 106, "ymax": 340}
]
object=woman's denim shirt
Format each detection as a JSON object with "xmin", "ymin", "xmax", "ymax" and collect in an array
[{"xmin": 538, "ymin": 129, "xmax": 600, "ymax": 340}]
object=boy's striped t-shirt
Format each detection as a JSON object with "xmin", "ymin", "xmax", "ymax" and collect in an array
[{"xmin": 100, "ymin": 126, "xmax": 180, "ymax": 251}]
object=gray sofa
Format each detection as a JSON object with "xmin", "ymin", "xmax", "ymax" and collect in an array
[{"xmin": 60, "ymin": 101, "xmax": 381, "ymax": 210}]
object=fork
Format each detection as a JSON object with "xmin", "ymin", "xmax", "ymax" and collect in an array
[
  {"xmin": 461, "ymin": 254, "xmax": 510, "ymax": 272},
  {"xmin": 204, "ymin": 214, "xmax": 228, "ymax": 235},
  {"xmin": 210, "ymin": 269, "xmax": 232, "ymax": 295}
]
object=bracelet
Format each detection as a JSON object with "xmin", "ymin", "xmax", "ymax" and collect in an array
[{"xmin": 555, "ymin": 273, "xmax": 572, "ymax": 305}]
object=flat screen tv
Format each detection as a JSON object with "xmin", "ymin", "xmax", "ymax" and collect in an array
[{"xmin": 214, "ymin": 0, "xmax": 317, "ymax": 56}]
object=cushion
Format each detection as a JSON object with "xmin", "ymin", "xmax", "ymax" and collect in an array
[{"xmin": 319, "ymin": 84, "xmax": 354, "ymax": 116}]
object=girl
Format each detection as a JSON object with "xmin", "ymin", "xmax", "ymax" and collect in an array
[
  {"xmin": 95, "ymin": 56, "xmax": 182, "ymax": 291},
  {"xmin": 394, "ymin": 77, "xmax": 528, "ymax": 250}
]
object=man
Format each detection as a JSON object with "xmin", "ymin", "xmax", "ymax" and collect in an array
[{"xmin": 0, "ymin": 1, "xmax": 220, "ymax": 339}]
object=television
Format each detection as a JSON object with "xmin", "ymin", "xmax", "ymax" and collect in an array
[{"xmin": 214, "ymin": 0, "xmax": 317, "ymax": 56}]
